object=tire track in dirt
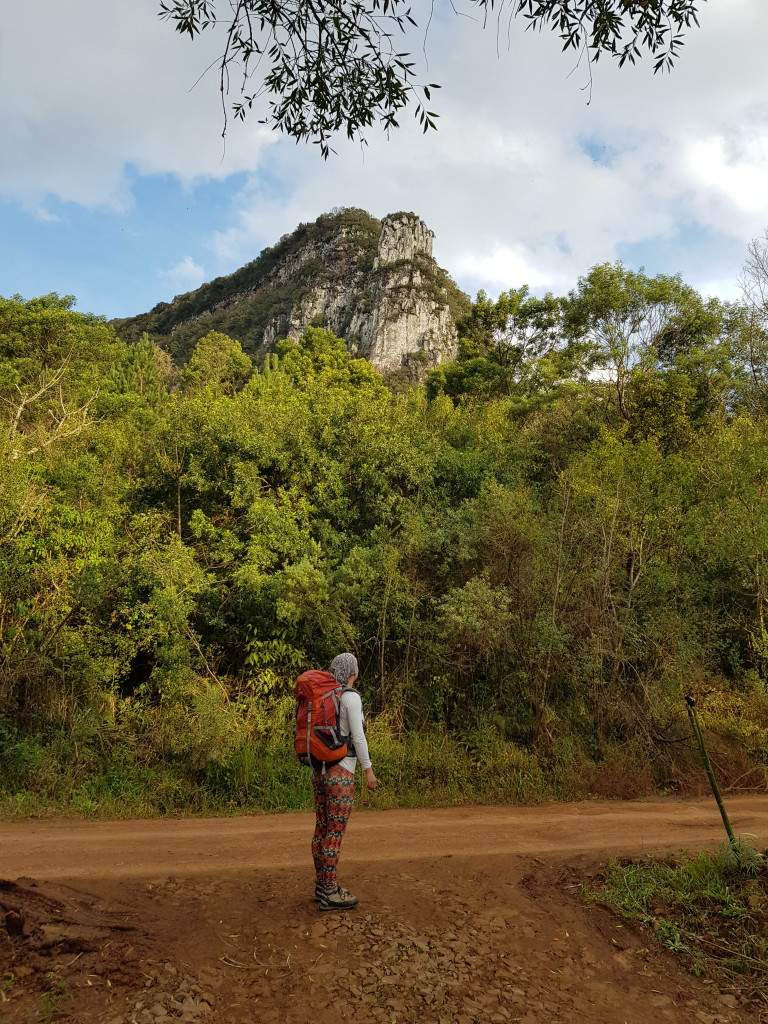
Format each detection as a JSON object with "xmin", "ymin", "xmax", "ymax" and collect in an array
[{"xmin": 1, "ymin": 796, "xmax": 766, "ymax": 1024}]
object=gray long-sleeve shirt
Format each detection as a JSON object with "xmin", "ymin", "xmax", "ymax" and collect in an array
[{"xmin": 337, "ymin": 687, "xmax": 371, "ymax": 772}]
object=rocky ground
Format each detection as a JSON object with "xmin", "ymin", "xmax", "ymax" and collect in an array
[{"xmin": 2, "ymin": 797, "xmax": 766, "ymax": 1023}]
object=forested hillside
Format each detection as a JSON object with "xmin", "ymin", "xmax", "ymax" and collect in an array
[{"xmin": 2, "ymin": 256, "xmax": 768, "ymax": 816}]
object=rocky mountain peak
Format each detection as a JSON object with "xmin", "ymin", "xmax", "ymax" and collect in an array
[
  {"xmin": 374, "ymin": 212, "xmax": 435, "ymax": 268},
  {"xmin": 113, "ymin": 208, "xmax": 469, "ymax": 376}
]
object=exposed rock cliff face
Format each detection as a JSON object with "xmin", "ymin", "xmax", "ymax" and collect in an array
[
  {"xmin": 347, "ymin": 213, "xmax": 461, "ymax": 371},
  {"xmin": 114, "ymin": 209, "xmax": 469, "ymax": 374}
]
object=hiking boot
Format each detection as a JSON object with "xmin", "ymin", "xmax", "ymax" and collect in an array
[
  {"xmin": 317, "ymin": 885, "xmax": 359, "ymax": 911},
  {"xmin": 314, "ymin": 882, "xmax": 352, "ymax": 902}
]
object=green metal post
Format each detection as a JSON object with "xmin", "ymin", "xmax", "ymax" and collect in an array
[{"xmin": 685, "ymin": 696, "xmax": 736, "ymax": 845}]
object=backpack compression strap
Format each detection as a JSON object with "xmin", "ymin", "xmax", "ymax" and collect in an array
[{"xmin": 306, "ymin": 700, "xmax": 312, "ymax": 765}]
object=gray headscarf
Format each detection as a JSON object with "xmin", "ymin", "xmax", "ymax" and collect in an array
[{"xmin": 330, "ymin": 652, "xmax": 358, "ymax": 686}]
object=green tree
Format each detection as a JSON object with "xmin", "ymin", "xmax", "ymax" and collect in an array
[
  {"xmin": 112, "ymin": 333, "xmax": 175, "ymax": 403},
  {"xmin": 4, "ymin": 286, "xmax": 768, "ymax": 812},
  {"xmin": 565, "ymin": 263, "xmax": 734, "ymax": 435},
  {"xmin": 0, "ymin": 294, "xmax": 123, "ymax": 461},
  {"xmin": 427, "ymin": 286, "xmax": 592, "ymax": 407},
  {"xmin": 160, "ymin": 0, "xmax": 702, "ymax": 155},
  {"xmin": 686, "ymin": 417, "xmax": 768, "ymax": 679},
  {"xmin": 180, "ymin": 331, "xmax": 253, "ymax": 395}
]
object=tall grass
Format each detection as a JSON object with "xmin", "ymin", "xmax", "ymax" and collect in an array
[
  {"xmin": 0, "ymin": 691, "xmax": 733, "ymax": 819},
  {"xmin": 1, "ymin": 674, "xmax": 766, "ymax": 819}
]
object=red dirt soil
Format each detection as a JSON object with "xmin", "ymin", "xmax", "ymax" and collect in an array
[{"xmin": 1, "ymin": 795, "xmax": 767, "ymax": 1024}]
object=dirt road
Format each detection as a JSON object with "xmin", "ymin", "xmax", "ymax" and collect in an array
[{"xmin": 2, "ymin": 795, "xmax": 767, "ymax": 1024}]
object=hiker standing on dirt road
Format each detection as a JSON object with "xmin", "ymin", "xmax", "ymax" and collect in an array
[{"xmin": 312, "ymin": 653, "xmax": 377, "ymax": 911}]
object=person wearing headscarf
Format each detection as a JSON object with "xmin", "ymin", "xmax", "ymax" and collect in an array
[{"xmin": 311, "ymin": 652, "xmax": 377, "ymax": 910}]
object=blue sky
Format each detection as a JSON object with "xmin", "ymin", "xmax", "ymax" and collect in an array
[
  {"xmin": 2, "ymin": 0, "xmax": 768, "ymax": 321},
  {"xmin": 0, "ymin": 171, "xmax": 250, "ymax": 318}
]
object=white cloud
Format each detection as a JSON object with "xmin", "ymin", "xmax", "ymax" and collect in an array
[
  {"xmin": 453, "ymin": 246, "xmax": 558, "ymax": 294},
  {"xmin": 688, "ymin": 134, "xmax": 768, "ymax": 215},
  {"xmin": 2, "ymin": 0, "xmax": 768, "ymax": 306},
  {"xmin": 159, "ymin": 256, "xmax": 206, "ymax": 290},
  {"xmin": 0, "ymin": 0, "xmax": 272, "ymax": 207},
  {"xmin": 33, "ymin": 206, "xmax": 61, "ymax": 224},
  {"xmin": 198, "ymin": 0, "xmax": 768, "ymax": 301},
  {"xmin": 694, "ymin": 275, "xmax": 744, "ymax": 304}
]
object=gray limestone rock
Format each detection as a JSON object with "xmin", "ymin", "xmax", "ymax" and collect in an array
[{"xmin": 114, "ymin": 208, "xmax": 469, "ymax": 377}]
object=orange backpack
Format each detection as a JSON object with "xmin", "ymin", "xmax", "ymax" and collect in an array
[{"xmin": 294, "ymin": 670, "xmax": 349, "ymax": 767}]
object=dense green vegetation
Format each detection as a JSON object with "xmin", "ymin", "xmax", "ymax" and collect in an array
[{"xmin": 1, "ymin": 256, "xmax": 768, "ymax": 816}]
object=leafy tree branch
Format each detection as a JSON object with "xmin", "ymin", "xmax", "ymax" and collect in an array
[{"xmin": 159, "ymin": 0, "xmax": 702, "ymax": 154}]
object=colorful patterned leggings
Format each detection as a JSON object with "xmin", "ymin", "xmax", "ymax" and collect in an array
[{"xmin": 311, "ymin": 764, "xmax": 355, "ymax": 890}]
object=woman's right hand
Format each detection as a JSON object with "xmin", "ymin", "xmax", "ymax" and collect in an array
[{"xmin": 365, "ymin": 767, "xmax": 377, "ymax": 791}]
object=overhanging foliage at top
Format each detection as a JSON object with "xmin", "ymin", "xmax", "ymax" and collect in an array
[{"xmin": 159, "ymin": 0, "xmax": 703, "ymax": 155}]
